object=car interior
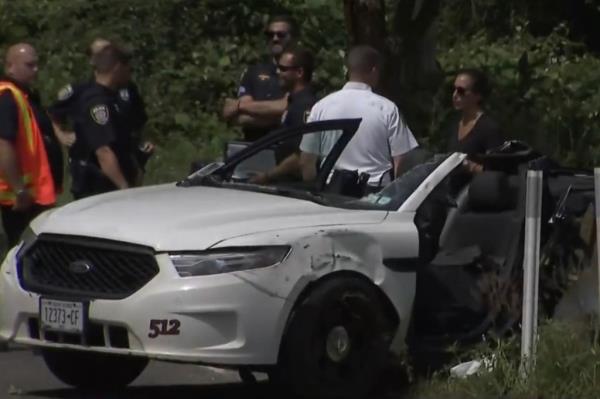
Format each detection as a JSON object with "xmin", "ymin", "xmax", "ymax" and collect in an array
[{"xmin": 410, "ymin": 163, "xmax": 529, "ymax": 350}]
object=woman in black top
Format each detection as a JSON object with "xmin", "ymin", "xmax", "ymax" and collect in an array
[{"xmin": 447, "ymin": 68, "xmax": 503, "ymax": 173}]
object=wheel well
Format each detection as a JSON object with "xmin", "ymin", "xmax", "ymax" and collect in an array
[
  {"xmin": 287, "ymin": 270, "xmax": 400, "ymax": 333},
  {"xmin": 274, "ymin": 270, "xmax": 401, "ymax": 365}
]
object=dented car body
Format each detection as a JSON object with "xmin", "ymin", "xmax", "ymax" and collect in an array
[{"xmin": 0, "ymin": 119, "xmax": 593, "ymax": 398}]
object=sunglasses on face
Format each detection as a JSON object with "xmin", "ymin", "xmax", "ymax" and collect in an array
[
  {"xmin": 265, "ymin": 30, "xmax": 289, "ymax": 40},
  {"xmin": 454, "ymin": 86, "xmax": 470, "ymax": 96},
  {"xmin": 277, "ymin": 64, "xmax": 300, "ymax": 72}
]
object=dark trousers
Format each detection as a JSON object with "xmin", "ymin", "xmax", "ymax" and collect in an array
[{"xmin": 1, "ymin": 204, "xmax": 47, "ymax": 249}]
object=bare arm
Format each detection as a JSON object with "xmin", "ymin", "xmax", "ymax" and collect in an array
[
  {"xmin": 95, "ymin": 146, "xmax": 128, "ymax": 189},
  {"xmin": 300, "ymin": 152, "xmax": 318, "ymax": 182},
  {"xmin": 223, "ymin": 95, "xmax": 285, "ymax": 128},
  {"xmin": 393, "ymin": 155, "xmax": 402, "ymax": 179},
  {"xmin": 222, "ymin": 97, "xmax": 241, "ymax": 121},
  {"xmin": 238, "ymin": 96, "xmax": 288, "ymax": 118}
]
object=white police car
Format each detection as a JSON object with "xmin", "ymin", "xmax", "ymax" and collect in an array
[{"xmin": 1, "ymin": 119, "xmax": 547, "ymax": 398}]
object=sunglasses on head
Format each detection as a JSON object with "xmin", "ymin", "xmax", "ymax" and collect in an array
[
  {"xmin": 277, "ymin": 64, "xmax": 300, "ymax": 72},
  {"xmin": 454, "ymin": 86, "xmax": 470, "ymax": 96},
  {"xmin": 265, "ymin": 30, "xmax": 289, "ymax": 39}
]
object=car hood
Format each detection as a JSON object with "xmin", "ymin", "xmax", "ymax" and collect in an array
[{"xmin": 35, "ymin": 184, "xmax": 387, "ymax": 251}]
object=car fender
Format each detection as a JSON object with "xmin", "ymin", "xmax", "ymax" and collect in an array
[{"xmin": 213, "ymin": 217, "xmax": 418, "ymax": 356}]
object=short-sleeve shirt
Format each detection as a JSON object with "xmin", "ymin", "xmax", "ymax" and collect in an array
[
  {"xmin": 73, "ymin": 82, "xmax": 137, "ymax": 186},
  {"xmin": 49, "ymin": 80, "xmax": 147, "ymax": 134},
  {"xmin": 0, "ymin": 77, "xmax": 64, "ymax": 189},
  {"xmin": 300, "ymin": 82, "xmax": 418, "ymax": 185},
  {"xmin": 237, "ymin": 61, "xmax": 284, "ymax": 141},
  {"xmin": 446, "ymin": 113, "xmax": 503, "ymax": 156}
]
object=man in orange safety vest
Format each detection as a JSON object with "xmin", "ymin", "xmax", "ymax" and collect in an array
[{"xmin": 0, "ymin": 43, "xmax": 63, "ymax": 248}]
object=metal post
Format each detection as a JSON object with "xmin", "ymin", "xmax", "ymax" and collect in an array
[
  {"xmin": 520, "ymin": 169, "xmax": 543, "ymax": 378},
  {"xmin": 594, "ymin": 168, "xmax": 600, "ymax": 322}
]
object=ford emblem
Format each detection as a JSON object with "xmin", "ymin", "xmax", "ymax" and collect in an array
[{"xmin": 68, "ymin": 260, "xmax": 93, "ymax": 274}]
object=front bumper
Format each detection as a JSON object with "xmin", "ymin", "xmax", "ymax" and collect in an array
[{"xmin": 0, "ymin": 246, "xmax": 289, "ymax": 366}]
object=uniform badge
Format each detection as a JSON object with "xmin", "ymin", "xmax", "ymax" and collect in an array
[
  {"xmin": 57, "ymin": 84, "xmax": 74, "ymax": 101},
  {"xmin": 90, "ymin": 104, "xmax": 109, "ymax": 125},
  {"xmin": 258, "ymin": 74, "xmax": 270, "ymax": 81},
  {"xmin": 119, "ymin": 89, "xmax": 130, "ymax": 102}
]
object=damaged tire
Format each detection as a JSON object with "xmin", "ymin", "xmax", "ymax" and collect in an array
[
  {"xmin": 277, "ymin": 277, "xmax": 394, "ymax": 399},
  {"xmin": 42, "ymin": 349, "xmax": 148, "ymax": 389}
]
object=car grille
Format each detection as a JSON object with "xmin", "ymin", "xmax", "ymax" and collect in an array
[{"xmin": 18, "ymin": 234, "xmax": 159, "ymax": 300}]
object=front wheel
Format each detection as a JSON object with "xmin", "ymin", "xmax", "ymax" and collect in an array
[
  {"xmin": 42, "ymin": 349, "xmax": 148, "ymax": 389},
  {"xmin": 277, "ymin": 277, "xmax": 395, "ymax": 399}
]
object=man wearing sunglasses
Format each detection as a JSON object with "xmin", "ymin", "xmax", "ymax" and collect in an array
[
  {"xmin": 222, "ymin": 15, "xmax": 296, "ymax": 142},
  {"xmin": 249, "ymin": 46, "xmax": 317, "ymax": 184}
]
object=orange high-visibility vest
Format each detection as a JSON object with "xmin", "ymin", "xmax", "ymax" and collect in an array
[{"xmin": 0, "ymin": 81, "xmax": 56, "ymax": 206}]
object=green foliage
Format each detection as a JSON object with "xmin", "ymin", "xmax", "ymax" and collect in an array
[
  {"xmin": 410, "ymin": 321, "xmax": 600, "ymax": 398},
  {"xmin": 2, "ymin": 0, "xmax": 600, "ymax": 179},
  {"xmin": 0, "ymin": 0, "xmax": 347, "ymax": 184},
  {"xmin": 433, "ymin": 24, "xmax": 600, "ymax": 166}
]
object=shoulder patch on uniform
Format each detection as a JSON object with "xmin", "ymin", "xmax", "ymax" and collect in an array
[
  {"xmin": 90, "ymin": 104, "xmax": 109, "ymax": 125},
  {"xmin": 57, "ymin": 84, "xmax": 74, "ymax": 101},
  {"xmin": 119, "ymin": 89, "xmax": 130, "ymax": 102}
]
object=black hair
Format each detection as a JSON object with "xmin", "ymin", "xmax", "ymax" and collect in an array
[
  {"xmin": 267, "ymin": 14, "xmax": 298, "ymax": 37},
  {"xmin": 93, "ymin": 44, "xmax": 131, "ymax": 73},
  {"xmin": 456, "ymin": 68, "xmax": 492, "ymax": 100},
  {"xmin": 281, "ymin": 46, "xmax": 314, "ymax": 82},
  {"xmin": 346, "ymin": 45, "xmax": 383, "ymax": 75}
]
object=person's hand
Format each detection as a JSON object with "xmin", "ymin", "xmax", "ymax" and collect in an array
[
  {"xmin": 140, "ymin": 141, "xmax": 155, "ymax": 154},
  {"xmin": 12, "ymin": 189, "xmax": 33, "ymax": 212},
  {"xmin": 58, "ymin": 131, "xmax": 76, "ymax": 147},
  {"xmin": 222, "ymin": 98, "xmax": 240, "ymax": 119},
  {"xmin": 463, "ymin": 160, "xmax": 484, "ymax": 174},
  {"xmin": 249, "ymin": 171, "xmax": 270, "ymax": 185}
]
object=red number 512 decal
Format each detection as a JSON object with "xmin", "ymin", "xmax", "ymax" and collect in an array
[{"xmin": 148, "ymin": 319, "xmax": 181, "ymax": 338}]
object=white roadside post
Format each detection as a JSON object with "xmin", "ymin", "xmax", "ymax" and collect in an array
[
  {"xmin": 594, "ymin": 168, "xmax": 600, "ymax": 321},
  {"xmin": 520, "ymin": 169, "xmax": 543, "ymax": 378}
]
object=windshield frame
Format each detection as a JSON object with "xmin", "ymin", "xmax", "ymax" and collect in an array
[{"xmin": 188, "ymin": 118, "xmax": 362, "ymax": 192}]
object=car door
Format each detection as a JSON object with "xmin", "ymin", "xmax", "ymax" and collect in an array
[{"xmin": 218, "ymin": 118, "xmax": 362, "ymax": 192}]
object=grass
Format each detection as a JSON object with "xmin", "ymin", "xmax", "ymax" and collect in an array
[{"xmin": 407, "ymin": 320, "xmax": 600, "ymax": 399}]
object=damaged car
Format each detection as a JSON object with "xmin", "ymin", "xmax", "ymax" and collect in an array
[{"xmin": 0, "ymin": 119, "xmax": 594, "ymax": 398}]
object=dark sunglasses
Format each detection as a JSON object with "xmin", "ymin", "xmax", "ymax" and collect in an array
[
  {"xmin": 264, "ymin": 30, "xmax": 289, "ymax": 39},
  {"xmin": 454, "ymin": 86, "xmax": 470, "ymax": 96},
  {"xmin": 277, "ymin": 64, "xmax": 300, "ymax": 72}
]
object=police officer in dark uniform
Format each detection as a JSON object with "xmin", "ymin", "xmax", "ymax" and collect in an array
[
  {"xmin": 222, "ymin": 15, "xmax": 296, "ymax": 141},
  {"xmin": 48, "ymin": 38, "xmax": 151, "ymax": 171},
  {"xmin": 68, "ymin": 44, "xmax": 137, "ymax": 199},
  {"xmin": 249, "ymin": 46, "xmax": 317, "ymax": 184}
]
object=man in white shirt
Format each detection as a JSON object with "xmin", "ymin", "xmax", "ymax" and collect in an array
[{"xmin": 299, "ymin": 45, "xmax": 418, "ymax": 188}]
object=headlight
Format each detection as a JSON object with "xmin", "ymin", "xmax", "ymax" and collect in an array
[{"xmin": 169, "ymin": 246, "xmax": 290, "ymax": 277}]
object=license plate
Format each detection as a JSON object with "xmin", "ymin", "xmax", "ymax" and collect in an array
[{"xmin": 40, "ymin": 299, "xmax": 84, "ymax": 333}]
